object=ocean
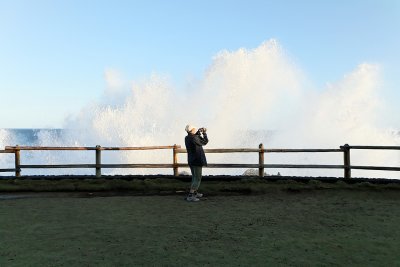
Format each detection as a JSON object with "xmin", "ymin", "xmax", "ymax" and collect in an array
[{"xmin": 1, "ymin": 129, "xmax": 63, "ymax": 146}]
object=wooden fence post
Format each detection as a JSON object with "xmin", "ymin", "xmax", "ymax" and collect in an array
[
  {"xmin": 342, "ymin": 144, "xmax": 351, "ymax": 179},
  {"xmin": 96, "ymin": 145, "xmax": 101, "ymax": 177},
  {"xmin": 15, "ymin": 145, "xmax": 21, "ymax": 177},
  {"xmin": 259, "ymin": 143, "xmax": 264, "ymax": 177},
  {"xmin": 173, "ymin": 144, "xmax": 179, "ymax": 176}
]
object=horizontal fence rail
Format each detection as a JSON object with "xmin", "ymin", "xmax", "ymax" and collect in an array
[
  {"xmin": 19, "ymin": 164, "xmax": 178, "ymax": 169},
  {"xmin": 176, "ymin": 148, "xmax": 343, "ymax": 153},
  {"xmin": 5, "ymin": 146, "xmax": 176, "ymax": 151},
  {"xmin": 0, "ymin": 144, "xmax": 399, "ymax": 178}
]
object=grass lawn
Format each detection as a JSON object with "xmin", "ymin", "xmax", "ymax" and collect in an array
[{"xmin": 1, "ymin": 187, "xmax": 400, "ymax": 266}]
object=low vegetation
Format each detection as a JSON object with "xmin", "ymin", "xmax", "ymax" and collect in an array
[{"xmin": 1, "ymin": 176, "xmax": 400, "ymax": 194}]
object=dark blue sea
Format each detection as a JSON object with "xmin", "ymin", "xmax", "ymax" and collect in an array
[{"xmin": 1, "ymin": 129, "xmax": 63, "ymax": 147}]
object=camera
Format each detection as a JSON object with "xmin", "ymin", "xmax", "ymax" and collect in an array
[{"xmin": 197, "ymin": 127, "xmax": 207, "ymax": 134}]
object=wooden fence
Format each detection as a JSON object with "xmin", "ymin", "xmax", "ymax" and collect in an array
[{"xmin": 1, "ymin": 144, "xmax": 400, "ymax": 178}]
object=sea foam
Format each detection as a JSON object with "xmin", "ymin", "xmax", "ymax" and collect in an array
[{"xmin": 1, "ymin": 40, "xmax": 399, "ymax": 178}]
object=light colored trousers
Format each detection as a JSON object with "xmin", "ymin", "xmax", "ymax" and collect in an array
[{"xmin": 189, "ymin": 166, "xmax": 202, "ymax": 191}]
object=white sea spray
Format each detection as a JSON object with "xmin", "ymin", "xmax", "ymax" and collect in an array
[{"xmin": 1, "ymin": 40, "xmax": 399, "ymax": 177}]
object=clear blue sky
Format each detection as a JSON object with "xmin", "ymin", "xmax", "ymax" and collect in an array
[{"xmin": 1, "ymin": 0, "xmax": 399, "ymax": 128}]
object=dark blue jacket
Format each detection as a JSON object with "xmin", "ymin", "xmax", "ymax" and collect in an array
[{"xmin": 185, "ymin": 132, "xmax": 208, "ymax": 166}]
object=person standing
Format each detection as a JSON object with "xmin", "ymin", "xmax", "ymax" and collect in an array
[{"xmin": 184, "ymin": 125, "xmax": 208, "ymax": 202}]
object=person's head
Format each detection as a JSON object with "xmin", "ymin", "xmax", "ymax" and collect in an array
[{"xmin": 185, "ymin": 125, "xmax": 197, "ymax": 134}]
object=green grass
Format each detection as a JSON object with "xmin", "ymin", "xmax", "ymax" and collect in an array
[{"xmin": 1, "ymin": 190, "xmax": 400, "ymax": 266}]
